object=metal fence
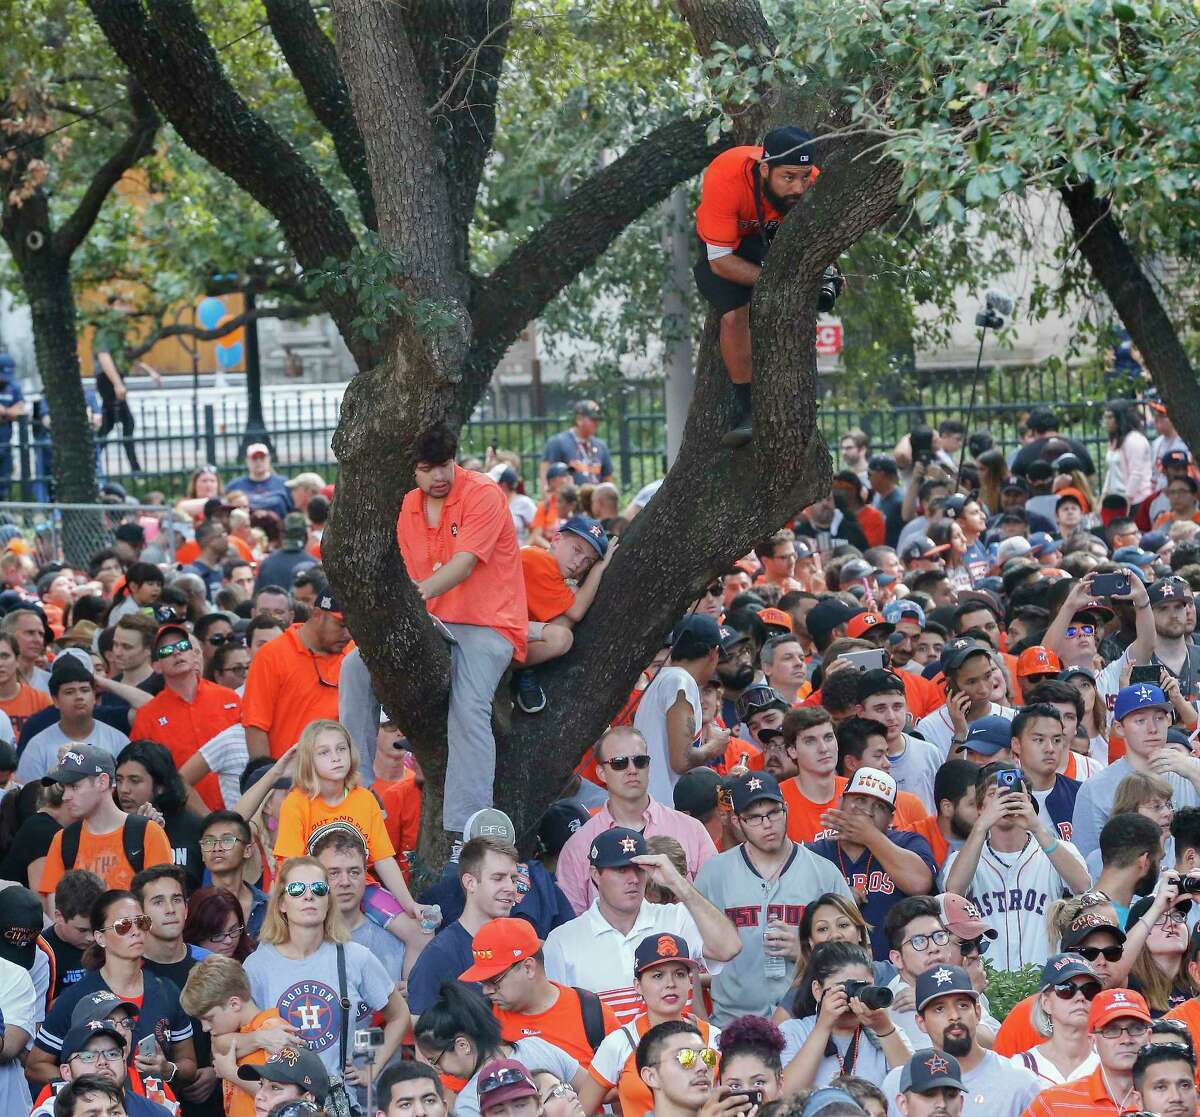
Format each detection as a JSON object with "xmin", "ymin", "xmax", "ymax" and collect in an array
[
  {"xmin": 0, "ymin": 503, "xmax": 184, "ymax": 568},
  {"xmin": 7, "ymin": 363, "xmax": 1123, "ymax": 501}
]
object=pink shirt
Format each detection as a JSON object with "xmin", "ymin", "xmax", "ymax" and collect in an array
[{"xmin": 556, "ymin": 797, "xmax": 718, "ymax": 915}]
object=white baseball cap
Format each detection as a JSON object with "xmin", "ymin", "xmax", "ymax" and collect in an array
[{"xmin": 844, "ymin": 766, "xmax": 897, "ymax": 808}]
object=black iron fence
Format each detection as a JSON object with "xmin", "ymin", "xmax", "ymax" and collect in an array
[{"xmin": 8, "ymin": 363, "xmax": 1125, "ymax": 502}]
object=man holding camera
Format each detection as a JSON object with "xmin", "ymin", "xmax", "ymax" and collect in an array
[{"xmin": 694, "ymin": 126, "xmax": 842, "ymax": 447}]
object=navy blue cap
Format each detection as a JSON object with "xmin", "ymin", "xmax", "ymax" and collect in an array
[
  {"xmin": 588, "ymin": 826, "xmax": 647, "ymax": 868},
  {"xmin": 559, "ymin": 515, "xmax": 608, "ymax": 558},
  {"xmin": 671, "ymin": 613, "xmax": 724, "ymax": 658},
  {"xmin": 1029, "ymin": 532, "xmax": 1061, "ymax": 556},
  {"xmin": 1113, "ymin": 546, "xmax": 1155, "ymax": 567},
  {"xmin": 1039, "ymin": 952, "xmax": 1099, "ymax": 988},
  {"xmin": 955, "ymin": 715, "xmax": 1012, "ymax": 756},
  {"xmin": 915, "ymin": 964, "xmax": 979, "ymax": 1011},
  {"xmin": 633, "ymin": 932, "xmax": 699, "ymax": 976},
  {"xmin": 729, "ymin": 770, "xmax": 785, "ymax": 813},
  {"xmin": 761, "ymin": 126, "xmax": 816, "ymax": 166},
  {"xmin": 1149, "ymin": 577, "xmax": 1192, "ymax": 606},
  {"xmin": 899, "ymin": 1050, "xmax": 965, "ymax": 1094}
]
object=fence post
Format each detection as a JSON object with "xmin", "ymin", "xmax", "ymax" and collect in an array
[
  {"xmin": 16, "ymin": 417, "xmax": 31, "ymax": 503},
  {"xmin": 617, "ymin": 393, "xmax": 632, "ymax": 489},
  {"xmin": 203, "ymin": 405, "xmax": 218, "ymax": 467}
]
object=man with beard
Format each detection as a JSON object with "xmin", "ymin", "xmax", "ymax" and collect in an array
[
  {"xmin": 736, "ymin": 685, "xmax": 792, "ymax": 768},
  {"xmin": 694, "ymin": 127, "xmax": 838, "ymax": 446},
  {"xmin": 694, "ymin": 770, "xmax": 849, "ymax": 1023},
  {"xmin": 1092, "ymin": 813, "xmax": 1164, "ymax": 929},
  {"xmin": 908, "ymin": 761, "xmax": 980, "ymax": 869},
  {"xmin": 1142, "ymin": 578, "xmax": 1200, "ymax": 702},
  {"xmin": 880, "ymin": 966, "xmax": 1040, "ymax": 1117},
  {"xmin": 718, "ymin": 625, "xmax": 762, "ymax": 732},
  {"xmin": 895, "ymin": 1050, "xmax": 967, "ymax": 1117},
  {"xmin": 944, "ymin": 765, "xmax": 1090, "ymax": 970},
  {"xmin": 883, "ymin": 601, "xmax": 926, "ymax": 673},
  {"xmin": 1021, "ymin": 989, "xmax": 1153, "ymax": 1117},
  {"xmin": 1131, "ymin": 1038, "xmax": 1198, "ymax": 1117}
]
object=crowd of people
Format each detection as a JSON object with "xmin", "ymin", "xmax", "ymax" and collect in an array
[{"xmin": 5, "ymin": 393, "xmax": 1200, "ymax": 1117}]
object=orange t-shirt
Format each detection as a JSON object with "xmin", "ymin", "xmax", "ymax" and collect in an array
[
  {"xmin": 227, "ymin": 1008, "xmax": 286, "ymax": 1117},
  {"xmin": 0, "ymin": 682, "xmax": 51, "ymax": 739},
  {"xmin": 176, "ymin": 534, "xmax": 256, "ymax": 567},
  {"xmin": 241, "ymin": 625, "xmax": 350, "ymax": 759},
  {"xmin": 992, "ymin": 993, "xmax": 1038, "ymax": 1056},
  {"xmin": 131, "ymin": 680, "xmax": 242, "ymax": 811},
  {"xmin": 38, "ymin": 815, "xmax": 173, "ymax": 894},
  {"xmin": 1021, "ymin": 1065, "xmax": 1120, "ymax": 1117},
  {"xmin": 1165, "ymin": 999, "xmax": 1200, "ymax": 1086},
  {"xmin": 273, "ymin": 786, "xmax": 396, "ymax": 865},
  {"xmin": 906, "ymin": 816, "xmax": 952, "ymax": 866},
  {"xmin": 396, "ymin": 465, "xmax": 527, "ymax": 658},
  {"xmin": 781, "ymin": 776, "xmax": 848, "ymax": 843},
  {"xmin": 531, "ymin": 495, "xmax": 560, "ymax": 536},
  {"xmin": 520, "ymin": 546, "xmax": 576, "ymax": 623},
  {"xmin": 696, "ymin": 146, "xmax": 817, "ymax": 249},
  {"xmin": 375, "ymin": 778, "xmax": 421, "ymax": 878},
  {"xmin": 590, "ymin": 1015, "xmax": 715, "ymax": 1117},
  {"xmin": 495, "ymin": 982, "xmax": 620, "ymax": 1063},
  {"xmin": 857, "ymin": 505, "xmax": 886, "ymax": 549}
]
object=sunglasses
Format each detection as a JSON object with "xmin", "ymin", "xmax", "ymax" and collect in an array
[
  {"xmin": 107, "ymin": 915, "xmax": 152, "ymax": 935},
  {"xmin": 670, "ymin": 1047, "xmax": 718, "ymax": 1070},
  {"xmin": 604, "ymin": 754, "xmax": 651, "ymax": 771},
  {"xmin": 284, "ymin": 881, "xmax": 330, "ymax": 898},
  {"xmin": 1076, "ymin": 945, "xmax": 1124, "ymax": 963},
  {"xmin": 956, "ymin": 937, "xmax": 990, "ymax": 957},
  {"xmin": 207, "ymin": 633, "xmax": 247, "ymax": 648},
  {"xmin": 1050, "ymin": 980, "xmax": 1102, "ymax": 1001},
  {"xmin": 705, "ymin": 583, "xmax": 723, "ymax": 597},
  {"xmin": 480, "ymin": 1067, "xmax": 536, "ymax": 1094},
  {"xmin": 543, "ymin": 1084, "xmax": 577, "ymax": 1102},
  {"xmin": 1065, "ymin": 625, "xmax": 1096, "ymax": 638},
  {"xmin": 153, "ymin": 639, "xmax": 192, "ymax": 659}
]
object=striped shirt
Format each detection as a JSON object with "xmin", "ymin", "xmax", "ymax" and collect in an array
[{"xmin": 1019, "ymin": 1065, "xmax": 1123, "ymax": 1117}]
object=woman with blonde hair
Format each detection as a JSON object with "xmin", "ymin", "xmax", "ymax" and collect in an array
[
  {"xmin": 1125, "ymin": 893, "xmax": 1195, "ymax": 1015},
  {"xmin": 1013, "ymin": 952, "xmax": 1103, "ymax": 1086}
]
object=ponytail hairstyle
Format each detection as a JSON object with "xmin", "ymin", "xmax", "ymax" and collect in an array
[
  {"xmin": 83, "ymin": 890, "xmax": 137, "ymax": 970},
  {"xmin": 790, "ymin": 941, "xmax": 873, "ymax": 1019}
]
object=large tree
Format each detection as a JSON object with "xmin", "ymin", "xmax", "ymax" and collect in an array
[{"xmin": 89, "ymin": 0, "xmax": 902, "ymax": 863}]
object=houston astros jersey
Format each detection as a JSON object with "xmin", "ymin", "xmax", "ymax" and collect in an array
[{"xmin": 693, "ymin": 842, "xmax": 850, "ymax": 1025}]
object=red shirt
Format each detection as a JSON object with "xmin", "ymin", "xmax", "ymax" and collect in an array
[
  {"xmin": 131, "ymin": 679, "xmax": 242, "ymax": 810},
  {"xmin": 696, "ymin": 146, "xmax": 819, "ymax": 249},
  {"xmin": 397, "ymin": 465, "xmax": 527, "ymax": 657}
]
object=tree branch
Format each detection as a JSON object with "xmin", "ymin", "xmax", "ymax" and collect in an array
[
  {"xmin": 125, "ymin": 302, "xmax": 320, "ymax": 359},
  {"xmin": 54, "ymin": 83, "xmax": 158, "ymax": 260},
  {"xmin": 460, "ymin": 113, "xmax": 729, "ymax": 419},
  {"xmin": 262, "ymin": 0, "xmax": 377, "ymax": 231},
  {"xmin": 1060, "ymin": 181, "xmax": 1200, "ymax": 455},
  {"xmin": 86, "ymin": 0, "xmax": 367, "ymax": 363}
]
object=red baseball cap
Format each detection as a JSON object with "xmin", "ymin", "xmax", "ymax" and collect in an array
[
  {"xmin": 1088, "ymin": 988, "xmax": 1150, "ymax": 1031},
  {"xmin": 477, "ymin": 1059, "xmax": 538, "ymax": 1113},
  {"xmin": 1016, "ymin": 646, "xmax": 1063, "ymax": 677},
  {"xmin": 460, "ymin": 918, "xmax": 541, "ymax": 982},
  {"xmin": 847, "ymin": 612, "xmax": 893, "ymax": 639}
]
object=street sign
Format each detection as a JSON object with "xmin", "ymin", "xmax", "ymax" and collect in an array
[{"xmin": 816, "ymin": 322, "xmax": 843, "ymax": 356}]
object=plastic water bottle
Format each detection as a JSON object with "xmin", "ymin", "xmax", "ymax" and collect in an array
[
  {"xmin": 763, "ymin": 922, "xmax": 787, "ymax": 979},
  {"xmin": 420, "ymin": 904, "xmax": 442, "ymax": 934}
]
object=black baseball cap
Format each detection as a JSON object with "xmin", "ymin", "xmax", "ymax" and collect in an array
[
  {"xmin": 238, "ymin": 1047, "xmax": 330, "ymax": 1102},
  {"xmin": 761, "ymin": 126, "xmax": 816, "ymax": 167},
  {"xmin": 42, "ymin": 745, "xmax": 116, "ymax": 787},
  {"xmin": 315, "ymin": 590, "xmax": 343, "ymax": 617},
  {"xmin": 728, "ymin": 770, "xmax": 785, "ymax": 813},
  {"xmin": 61, "ymin": 1021, "xmax": 128, "ymax": 1061},
  {"xmin": 671, "ymin": 614, "xmax": 725, "ymax": 659},
  {"xmin": 536, "ymin": 801, "xmax": 589, "ymax": 859},
  {"xmin": 673, "ymin": 768, "xmax": 724, "ymax": 819},
  {"xmin": 941, "ymin": 638, "xmax": 992, "ymax": 673},
  {"xmin": 868, "ymin": 455, "xmax": 899, "ymax": 476},
  {"xmin": 899, "ymin": 1050, "xmax": 965, "ymax": 1094},
  {"xmin": 805, "ymin": 599, "xmax": 860, "ymax": 641},
  {"xmin": 588, "ymin": 826, "xmax": 647, "ymax": 868},
  {"xmin": 0, "ymin": 886, "xmax": 43, "ymax": 969},
  {"xmin": 574, "ymin": 400, "xmax": 602, "ymax": 419},
  {"xmin": 1060, "ymin": 911, "xmax": 1126, "ymax": 952}
]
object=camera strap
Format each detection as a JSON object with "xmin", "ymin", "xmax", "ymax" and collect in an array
[{"xmin": 825, "ymin": 1026, "xmax": 862, "ymax": 1075}]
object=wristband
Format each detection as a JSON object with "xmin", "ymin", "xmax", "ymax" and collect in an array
[
  {"xmin": 1043, "ymin": 837, "xmax": 1059, "ymax": 855},
  {"xmin": 163, "ymin": 1061, "xmax": 177, "ymax": 1083}
]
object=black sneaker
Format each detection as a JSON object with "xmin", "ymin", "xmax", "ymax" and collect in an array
[
  {"xmin": 515, "ymin": 669, "xmax": 547, "ymax": 715},
  {"xmin": 721, "ymin": 384, "xmax": 753, "ymax": 448}
]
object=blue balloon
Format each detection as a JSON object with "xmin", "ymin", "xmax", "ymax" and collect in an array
[
  {"xmin": 215, "ymin": 341, "xmax": 243, "ymax": 369},
  {"xmin": 197, "ymin": 296, "xmax": 226, "ymax": 330}
]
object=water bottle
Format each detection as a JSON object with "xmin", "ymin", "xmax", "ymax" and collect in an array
[
  {"xmin": 763, "ymin": 921, "xmax": 787, "ymax": 979},
  {"xmin": 420, "ymin": 904, "xmax": 442, "ymax": 935}
]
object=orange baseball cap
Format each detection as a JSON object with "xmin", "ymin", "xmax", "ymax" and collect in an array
[
  {"xmin": 460, "ymin": 917, "xmax": 541, "ymax": 982},
  {"xmin": 757, "ymin": 607, "xmax": 793, "ymax": 632},
  {"xmin": 847, "ymin": 612, "xmax": 892, "ymax": 639},
  {"xmin": 1016, "ymin": 645, "xmax": 1062, "ymax": 677},
  {"xmin": 1088, "ymin": 988, "xmax": 1150, "ymax": 1031}
]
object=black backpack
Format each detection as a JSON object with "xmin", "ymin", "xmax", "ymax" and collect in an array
[
  {"xmin": 574, "ymin": 986, "xmax": 606, "ymax": 1052},
  {"xmin": 60, "ymin": 814, "xmax": 151, "ymax": 875}
]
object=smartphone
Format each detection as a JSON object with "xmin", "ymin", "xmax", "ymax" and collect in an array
[
  {"xmin": 1090, "ymin": 572, "xmax": 1130, "ymax": 597},
  {"xmin": 1130, "ymin": 665, "xmax": 1162, "ymax": 685},
  {"xmin": 136, "ymin": 1035, "xmax": 159, "ymax": 1061},
  {"xmin": 429, "ymin": 616, "xmax": 459, "ymax": 645},
  {"xmin": 840, "ymin": 648, "xmax": 885, "ymax": 670},
  {"xmin": 996, "ymin": 768, "xmax": 1023, "ymax": 793},
  {"xmin": 730, "ymin": 1090, "xmax": 764, "ymax": 1110}
]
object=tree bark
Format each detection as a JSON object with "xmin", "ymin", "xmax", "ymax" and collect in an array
[{"xmin": 1061, "ymin": 182, "xmax": 1200, "ymax": 454}]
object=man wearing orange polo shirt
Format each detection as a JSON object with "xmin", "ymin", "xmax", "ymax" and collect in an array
[
  {"xmin": 397, "ymin": 424, "xmax": 527, "ymax": 834},
  {"xmin": 131, "ymin": 624, "xmax": 242, "ymax": 811},
  {"xmin": 241, "ymin": 590, "xmax": 351, "ymax": 760}
]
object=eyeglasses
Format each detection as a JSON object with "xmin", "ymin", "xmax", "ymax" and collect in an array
[
  {"xmin": 480, "ymin": 960, "xmax": 524, "ymax": 988},
  {"xmin": 153, "ymin": 639, "xmax": 192, "ymax": 660},
  {"xmin": 668, "ymin": 1047, "xmax": 718, "ymax": 1070},
  {"xmin": 1155, "ymin": 909, "xmax": 1189, "ymax": 926},
  {"xmin": 106, "ymin": 915, "xmax": 152, "ymax": 935},
  {"xmin": 71, "ymin": 1047, "xmax": 125, "ymax": 1065},
  {"xmin": 480, "ymin": 1067, "xmax": 537, "ymax": 1094},
  {"xmin": 219, "ymin": 663, "xmax": 249, "ymax": 676},
  {"xmin": 284, "ymin": 881, "xmax": 330, "ymax": 897},
  {"xmin": 1065, "ymin": 625, "xmax": 1096, "ymax": 638},
  {"xmin": 1076, "ymin": 945, "xmax": 1124, "ymax": 963},
  {"xmin": 310, "ymin": 654, "xmax": 338, "ymax": 689},
  {"xmin": 206, "ymin": 924, "xmax": 245, "ymax": 943},
  {"xmin": 705, "ymin": 583, "xmax": 723, "ymax": 598},
  {"xmin": 604, "ymin": 754, "xmax": 651, "ymax": 771},
  {"xmin": 903, "ymin": 929, "xmax": 951, "ymax": 952},
  {"xmin": 1050, "ymin": 980, "xmax": 1102, "ymax": 1001},
  {"xmin": 199, "ymin": 834, "xmax": 244, "ymax": 850},
  {"xmin": 542, "ymin": 1084, "xmax": 577, "ymax": 1102},
  {"xmin": 739, "ymin": 806, "xmax": 786, "ymax": 828},
  {"xmin": 1097, "ymin": 1020, "xmax": 1151, "ymax": 1040},
  {"xmin": 207, "ymin": 633, "xmax": 246, "ymax": 648}
]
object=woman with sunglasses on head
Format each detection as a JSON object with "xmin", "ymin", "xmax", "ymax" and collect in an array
[
  {"xmin": 1015, "ymin": 953, "xmax": 1104, "ymax": 1086},
  {"xmin": 115, "ymin": 740, "xmax": 206, "ymax": 891},
  {"xmin": 1125, "ymin": 894, "xmax": 1196, "ymax": 1015},
  {"xmin": 414, "ymin": 983, "xmax": 589, "ymax": 1117},
  {"xmin": 26, "ymin": 889, "xmax": 198, "ymax": 1088},
  {"xmin": 244, "ymin": 856, "xmax": 410, "ymax": 1106},
  {"xmin": 181, "ymin": 886, "xmax": 255, "ymax": 960}
]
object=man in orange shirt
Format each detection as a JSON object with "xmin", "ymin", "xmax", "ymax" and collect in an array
[
  {"xmin": 462, "ymin": 916, "xmax": 618, "ymax": 1063},
  {"xmin": 131, "ymin": 624, "xmax": 241, "ymax": 811},
  {"xmin": 1021, "ymin": 988, "xmax": 1152, "ymax": 1117},
  {"xmin": 241, "ymin": 592, "xmax": 350, "ymax": 761},
  {"xmin": 396, "ymin": 424, "xmax": 527, "ymax": 833},
  {"xmin": 777, "ymin": 706, "xmax": 846, "ymax": 843}
]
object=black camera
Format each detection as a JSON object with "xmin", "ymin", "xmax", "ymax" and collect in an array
[
  {"xmin": 911, "ymin": 426, "xmax": 934, "ymax": 466},
  {"xmin": 842, "ymin": 979, "xmax": 893, "ymax": 1010},
  {"xmin": 817, "ymin": 265, "xmax": 845, "ymax": 313},
  {"xmin": 1181, "ymin": 873, "xmax": 1200, "ymax": 894}
]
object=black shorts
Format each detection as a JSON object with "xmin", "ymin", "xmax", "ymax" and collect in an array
[{"xmin": 693, "ymin": 232, "xmax": 769, "ymax": 315}]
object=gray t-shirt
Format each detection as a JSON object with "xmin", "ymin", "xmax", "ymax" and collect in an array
[
  {"xmin": 888, "ymin": 734, "xmax": 942, "ymax": 813},
  {"xmin": 244, "ymin": 940, "xmax": 394, "ymax": 1082},
  {"xmin": 1071, "ymin": 757, "xmax": 1200, "ymax": 858},
  {"xmin": 454, "ymin": 1037, "xmax": 579, "ymax": 1117},
  {"xmin": 15, "ymin": 719, "xmax": 130, "ymax": 782},
  {"xmin": 350, "ymin": 917, "xmax": 406, "ymax": 983},
  {"xmin": 779, "ymin": 1015, "xmax": 894, "ymax": 1087},
  {"xmin": 882, "ymin": 1048, "xmax": 1040, "ymax": 1117}
]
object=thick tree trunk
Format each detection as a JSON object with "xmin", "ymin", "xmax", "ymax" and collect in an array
[{"xmin": 1061, "ymin": 182, "xmax": 1200, "ymax": 452}]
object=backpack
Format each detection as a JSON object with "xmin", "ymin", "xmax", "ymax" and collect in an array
[
  {"xmin": 574, "ymin": 986, "xmax": 606, "ymax": 1052},
  {"xmin": 61, "ymin": 814, "xmax": 151, "ymax": 875}
]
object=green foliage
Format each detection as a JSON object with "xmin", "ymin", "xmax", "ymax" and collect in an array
[{"xmin": 983, "ymin": 960, "xmax": 1043, "ymax": 1019}]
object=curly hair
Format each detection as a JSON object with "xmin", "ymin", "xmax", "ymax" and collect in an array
[{"xmin": 718, "ymin": 1015, "xmax": 786, "ymax": 1073}]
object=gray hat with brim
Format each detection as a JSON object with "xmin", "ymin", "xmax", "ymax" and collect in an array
[{"xmin": 43, "ymin": 744, "xmax": 115, "ymax": 786}]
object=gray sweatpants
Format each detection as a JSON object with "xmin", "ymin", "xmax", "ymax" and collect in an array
[{"xmin": 443, "ymin": 622, "xmax": 513, "ymax": 832}]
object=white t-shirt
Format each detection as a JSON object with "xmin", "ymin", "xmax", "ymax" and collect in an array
[
  {"xmin": 634, "ymin": 665, "xmax": 702, "ymax": 805},
  {"xmin": 887, "ymin": 734, "xmax": 943, "ymax": 812},
  {"xmin": 15, "ymin": 718, "xmax": 129, "ymax": 782},
  {"xmin": 508, "ymin": 494, "xmax": 538, "ymax": 542},
  {"xmin": 882, "ymin": 1049, "xmax": 1040, "ymax": 1117},
  {"xmin": 1011, "ymin": 1044, "xmax": 1100, "ymax": 1088},
  {"xmin": 0, "ymin": 957, "xmax": 37, "ymax": 1115},
  {"xmin": 916, "ymin": 702, "xmax": 1018, "ymax": 758}
]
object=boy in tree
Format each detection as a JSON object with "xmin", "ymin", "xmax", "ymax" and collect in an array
[{"xmin": 513, "ymin": 514, "xmax": 614, "ymax": 715}]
